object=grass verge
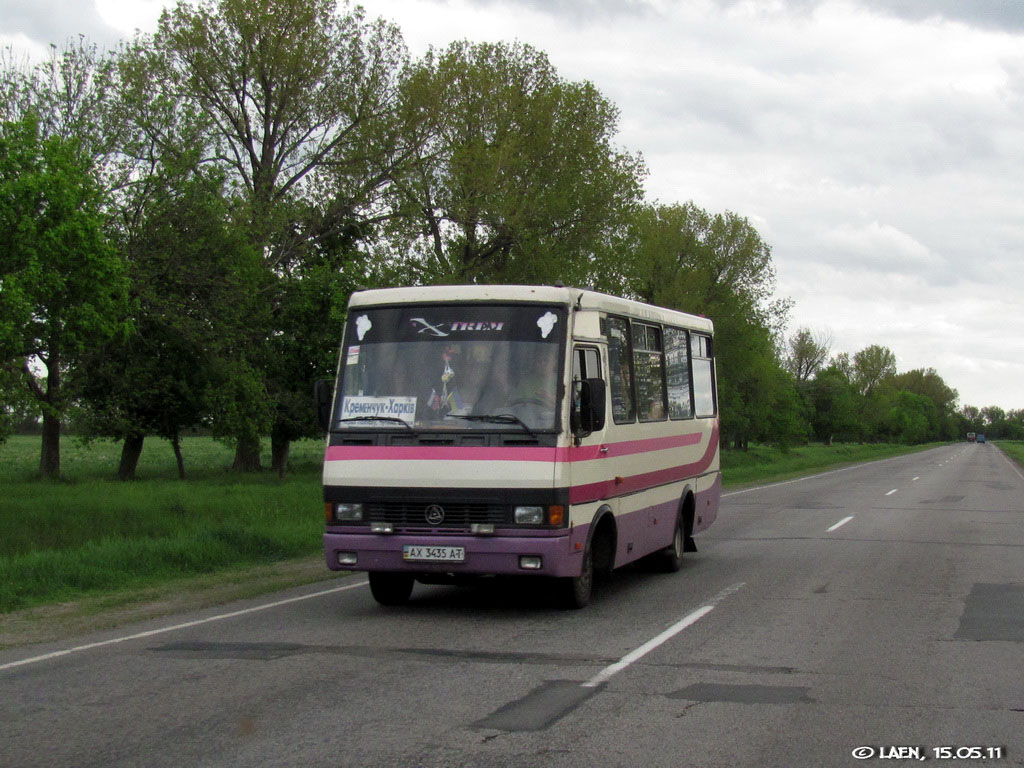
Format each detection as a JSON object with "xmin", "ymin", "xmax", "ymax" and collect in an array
[
  {"xmin": 0, "ymin": 557, "xmax": 362, "ymax": 651},
  {"xmin": 720, "ymin": 441, "xmax": 943, "ymax": 488},
  {"xmin": 995, "ymin": 440, "xmax": 1024, "ymax": 468},
  {"xmin": 0, "ymin": 436, "xmax": 326, "ymax": 616}
]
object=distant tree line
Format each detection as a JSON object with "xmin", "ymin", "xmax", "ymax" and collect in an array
[
  {"xmin": 0, "ymin": 0, "xmax": 1014, "ymax": 478},
  {"xmin": 782, "ymin": 332, "xmax": 1022, "ymax": 446}
]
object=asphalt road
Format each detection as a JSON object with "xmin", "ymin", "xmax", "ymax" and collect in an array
[{"xmin": 3, "ymin": 443, "xmax": 1024, "ymax": 768}]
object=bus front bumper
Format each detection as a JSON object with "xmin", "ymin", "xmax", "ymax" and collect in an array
[{"xmin": 323, "ymin": 529, "xmax": 586, "ymax": 578}]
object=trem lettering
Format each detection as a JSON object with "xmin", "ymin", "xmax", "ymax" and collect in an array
[
  {"xmin": 448, "ymin": 321, "xmax": 505, "ymax": 332},
  {"xmin": 410, "ymin": 318, "xmax": 505, "ymax": 336}
]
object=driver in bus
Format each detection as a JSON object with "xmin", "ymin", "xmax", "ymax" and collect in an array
[{"xmin": 506, "ymin": 344, "xmax": 558, "ymax": 426}]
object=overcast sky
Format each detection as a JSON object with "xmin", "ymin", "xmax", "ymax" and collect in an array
[{"xmin": 3, "ymin": 0, "xmax": 1022, "ymax": 411}]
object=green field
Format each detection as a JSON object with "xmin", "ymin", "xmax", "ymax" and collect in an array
[
  {"xmin": 0, "ymin": 436, "xmax": 325, "ymax": 614},
  {"xmin": 0, "ymin": 434, "xmax": 951, "ymax": 615}
]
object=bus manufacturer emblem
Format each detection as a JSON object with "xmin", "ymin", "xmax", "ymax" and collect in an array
[{"xmin": 424, "ymin": 505, "xmax": 446, "ymax": 525}]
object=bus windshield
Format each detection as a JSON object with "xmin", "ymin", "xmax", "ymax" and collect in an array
[{"xmin": 334, "ymin": 305, "xmax": 565, "ymax": 432}]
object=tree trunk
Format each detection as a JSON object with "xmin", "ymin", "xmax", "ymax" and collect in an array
[
  {"xmin": 117, "ymin": 434, "xmax": 145, "ymax": 481},
  {"xmin": 39, "ymin": 409, "xmax": 61, "ymax": 478},
  {"xmin": 172, "ymin": 434, "xmax": 186, "ymax": 479},
  {"xmin": 38, "ymin": 359, "xmax": 61, "ymax": 478},
  {"xmin": 271, "ymin": 433, "xmax": 290, "ymax": 480},
  {"xmin": 232, "ymin": 434, "xmax": 263, "ymax": 472}
]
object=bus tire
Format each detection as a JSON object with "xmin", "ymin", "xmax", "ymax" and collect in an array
[
  {"xmin": 369, "ymin": 572, "xmax": 414, "ymax": 606},
  {"xmin": 558, "ymin": 545, "xmax": 593, "ymax": 609},
  {"xmin": 655, "ymin": 514, "xmax": 685, "ymax": 573}
]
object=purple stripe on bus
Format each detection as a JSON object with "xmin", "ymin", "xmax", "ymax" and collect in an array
[
  {"xmin": 569, "ymin": 423, "xmax": 720, "ymax": 504},
  {"xmin": 323, "ymin": 428, "xmax": 710, "ymax": 465}
]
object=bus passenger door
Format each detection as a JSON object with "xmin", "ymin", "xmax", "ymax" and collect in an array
[{"xmin": 569, "ymin": 345, "xmax": 611, "ymax": 541}]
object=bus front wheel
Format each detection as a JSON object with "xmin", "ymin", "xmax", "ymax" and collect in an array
[
  {"xmin": 557, "ymin": 545, "xmax": 593, "ymax": 609},
  {"xmin": 368, "ymin": 572, "xmax": 414, "ymax": 606}
]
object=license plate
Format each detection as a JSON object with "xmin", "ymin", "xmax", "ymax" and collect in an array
[{"xmin": 403, "ymin": 545, "xmax": 466, "ymax": 562}]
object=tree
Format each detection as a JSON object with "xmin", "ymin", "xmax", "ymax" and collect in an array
[
  {"xmin": 1, "ymin": 38, "xmax": 124, "ymax": 166},
  {"xmin": 74, "ymin": 162, "xmax": 263, "ymax": 479},
  {"xmin": 886, "ymin": 391, "xmax": 935, "ymax": 444},
  {"xmin": 887, "ymin": 367, "xmax": 959, "ymax": 440},
  {"xmin": 852, "ymin": 344, "xmax": 897, "ymax": 396},
  {"xmin": 387, "ymin": 39, "xmax": 645, "ymax": 286},
  {"xmin": 784, "ymin": 327, "xmax": 831, "ymax": 383},
  {"xmin": 127, "ymin": 0, "xmax": 407, "ymax": 471},
  {"xmin": 0, "ymin": 363, "xmax": 37, "ymax": 442},
  {"xmin": 626, "ymin": 203, "xmax": 790, "ymax": 332},
  {"xmin": 1005, "ymin": 409, "xmax": 1024, "ymax": 440},
  {"xmin": 889, "ymin": 368, "xmax": 958, "ymax": 414},
  {"xmin": 621, "ymin": 202, "xmax": 793, "ymax": 449},
  {"xmin": 261, "ymin": 216, "xmax": 367, "ymax": 477},
  {"xmin": 981, "ymin": 405, "xmax": 1009, "ymax": 438},
  {"xmin": 0, "ymin": 115, "xmax": 129, "ymax": 476},
  {"xmin": 807, "ymin": 365, "xmax": 861, "ymax": 444}
]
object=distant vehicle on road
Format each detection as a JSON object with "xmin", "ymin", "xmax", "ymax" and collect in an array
[
  {"xmin": 967, "ymin": 432, "xmax": 976, "ymax": 442},
  {"xmin": 977, "ymin": 434, "xmax": 986, "ymax": 443}
]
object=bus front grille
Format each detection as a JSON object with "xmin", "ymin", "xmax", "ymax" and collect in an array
[{"xmin": 364, "ymin": 502, "xmax": 507, "ymax": 529}]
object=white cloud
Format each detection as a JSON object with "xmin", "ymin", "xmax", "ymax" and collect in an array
[
  {"xmin": 94, "ymin": 0, "xmax": 166, "ymax": 37},
  {"xmin": 820, "ymin": 221, "xmax": 941, "ymax": 273}
]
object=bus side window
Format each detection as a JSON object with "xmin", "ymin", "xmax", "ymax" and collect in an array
[
  {"xmin": 606, "ymin": 317, "xmax": 636, "ymax": 424},
  {"xmin": 692, "ymin": 333, "xmax": 716, "ymax": 417},
  {"xmin": 573, "ymin": 347, "xmax": 601, "ymax": 382},
  {"xmin": 632, "ymin": 323, "xmax": 666, "ymax": 422},
  {"xmin": 664, "ymin": 327, "xmax": 693, "ymax": 419}
]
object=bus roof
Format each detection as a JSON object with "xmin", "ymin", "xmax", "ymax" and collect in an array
[{"xmin": 347, "ymin": 285, "xmax": 714, "ymax": 333}]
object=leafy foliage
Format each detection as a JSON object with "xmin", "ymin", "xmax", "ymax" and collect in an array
[
  {"xmin": 0, "ymin": 115, "xmax": 129, "ymax": 476},
  {"xmin": 387, "ymin": 40, "xmax": 645, "ymax": 286}
]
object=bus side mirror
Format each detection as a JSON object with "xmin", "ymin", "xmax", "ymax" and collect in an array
[
  {"xmin": 314, "ymin": 379, "xmax": 333, "ymax": 431},
  {"xmin": 573, "ymin": 378, "xmax": 606, "ymax": 437}
]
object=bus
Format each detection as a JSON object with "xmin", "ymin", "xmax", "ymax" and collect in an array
[{"xmin": 318, "ymin": 285, "xmax": 721, "ymax": 608}]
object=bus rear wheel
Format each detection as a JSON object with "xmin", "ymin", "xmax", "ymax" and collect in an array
[
  {"xmin": 368, "ymin": 572, "xmax": 414, "ymax": 606},
  {"xmin": 655, "ymin": 514, "xmax": 684, "ymax": 573}
]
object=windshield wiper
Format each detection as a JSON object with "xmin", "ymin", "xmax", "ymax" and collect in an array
[
  {"xmin": 337, "ymin": 416, "xmax": 413, "ymax": 430},
  {"xmin": 446, "ymin": 413, "xmax": 536, "ymax": 437}
]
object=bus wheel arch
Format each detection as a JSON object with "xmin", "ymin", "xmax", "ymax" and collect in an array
[
  {"xmin": 557, "ymin": 506, "xmax": 615, "ymax": 609},
  {"xmin": 650, "ymin": 492, "xmax": 696, "ymax": 573},
  {"xmin": 681, "ymin": 490, "xmax": 697, "ymax": 553},
  {"xmin": 588, "ymin": 506, "xmax": 617, "ymax": 576}
]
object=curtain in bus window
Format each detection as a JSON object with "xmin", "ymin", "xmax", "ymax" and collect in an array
[
  {"xmin": 664, "ymin": 327, "xmax": 693, "ymax": 419},
  {"xmin": 607, "ymin": 317, "xmax": 635, "ymax": 423},
  {"xmin": 632, "ymin": 323, "xmax": 666, "ymax": 421}
]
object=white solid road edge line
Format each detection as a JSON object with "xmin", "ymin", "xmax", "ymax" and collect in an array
[
  {"xmin": 826, "ymin": 516, "xmax": 854, "ymax": 532},
  {"xmin": 581, "ymin": 582, "xmax": 745, "ymax": 689},
  {"xmin": 0, "ymin": 579, "xmax": 368, "ymax": 673}
]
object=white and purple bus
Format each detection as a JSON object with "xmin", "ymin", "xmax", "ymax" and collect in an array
[{"xmin": 319, "ymin": 285, "xmax": 720, "ymax": 608}]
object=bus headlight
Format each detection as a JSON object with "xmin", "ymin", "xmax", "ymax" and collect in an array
[
  {"xmin": 335, "ymin": 503, "xmax": 364, "ymax": 521},
  {"xmin": 514, "ymin": 506, "xmax": 544, "ymax": 525}
]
